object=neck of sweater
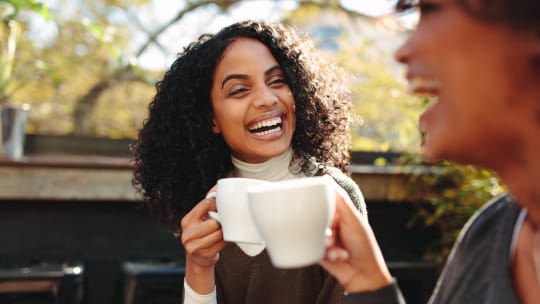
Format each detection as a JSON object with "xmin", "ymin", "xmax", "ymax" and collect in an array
[{"xmin": 231, "ymin": 147, "xmax": 302, "ymax": 181}]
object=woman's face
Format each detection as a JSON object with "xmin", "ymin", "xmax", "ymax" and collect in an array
[
  {"xmin": 395, "ymin": 0, "xmax": 538, "ymax": 166},
  {"xmin": 210, "ymin": 38, "xmax": 296, "ymax": 163}
]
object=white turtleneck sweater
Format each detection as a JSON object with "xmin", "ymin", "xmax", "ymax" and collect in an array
[{"xmin": 230, "ymin": 147, "xmax": 304, "ymax": 181}]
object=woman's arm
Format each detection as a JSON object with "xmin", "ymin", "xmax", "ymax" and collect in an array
[
  {"xmin": 180, "ymin": 190, "xmax": 226, "ymax": 296},
  {"xmin": 319, "ymin": 191, "xmax": 393, "ymax": 293}
]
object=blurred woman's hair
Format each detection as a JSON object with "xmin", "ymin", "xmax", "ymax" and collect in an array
[{"xmin": 395, "ymin": 0, "xmax": 540, "ymax": 28}]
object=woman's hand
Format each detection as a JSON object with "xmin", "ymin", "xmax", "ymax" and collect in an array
[
  {"xmin": 180, "ymin": 187, "xmax": 226, "ymax": 294},
  {"xmin": 319, "ymin": 188, "xmax": 393, "ymax": 293}
]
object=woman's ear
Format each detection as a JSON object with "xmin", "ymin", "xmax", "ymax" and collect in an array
[
  {"xmin": 529, "ymin": 26, "xmax": 540, "ymax": 78},
  {"xmin": 515, "ymin": 26, "xmax": 540, "ymax": 78},
  {"xmin": 211, "ymin": 115, "xmax": 221, "ymax": 134}
]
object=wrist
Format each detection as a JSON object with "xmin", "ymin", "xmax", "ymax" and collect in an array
[
  {"xmin": 344, "ymin": 269, "xmax": 393, "ymax": 293},
  {"xmin": 184, "ymin": 278, "xmax": 217, "ymax": 303},
  {"xmin": 185, "ymin": 257, "xmax": 216, "ymax": 294}
]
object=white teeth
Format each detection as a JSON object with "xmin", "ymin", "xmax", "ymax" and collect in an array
[
  {"xmin": 249, "ymin": 116, "xmax": 282, "ymax": 131},
  {"xmin": 407, "ymin": 78, "xmax": 440, "ymax": 95},
  {"xmin": 253, "ymin": 126, "xmax": 282, "ymax": 136}
]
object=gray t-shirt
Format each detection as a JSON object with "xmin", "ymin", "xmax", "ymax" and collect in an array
[{"xmin": 346, "ymin": 193, "xmax": 522, "ymax": 304}]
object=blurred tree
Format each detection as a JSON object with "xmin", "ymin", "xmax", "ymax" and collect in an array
[
  {"xmin": 284, "ymin": 4, "xmax": 424, "ymax": 153},
  {"xmin": 13, "ymin": 0, "xmax": 156, "ymax": 137},
  {"xmin": 10, "ymin": 0, "xmax": 422, "ymax": 150},
  {"xmin": 0, "ymin": 0, "xmax": 49, "ymax": 104},
  {"xmin": 10, "ymin": 0, "xmax": 252, "ymax": 137}
]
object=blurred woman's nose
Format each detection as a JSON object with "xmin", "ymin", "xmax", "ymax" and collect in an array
[{"xmin": 394, "ymin": 36, "xmax": 412, "ymax": 64}]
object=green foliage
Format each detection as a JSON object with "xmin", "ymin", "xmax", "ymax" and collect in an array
[
  {"xmin": 7, "ymin": 0, "xmax": 427, "ymax": 146},
  {"xmin": 285, "ymin": 7, "xmax": 425, "ymax": 153},
  {"xmin": 0, "ymin": 0, "xmax": 48, "ymax": 103},
  {"xmin": 8, "ymin": 1, "xmax": 152, "ymax": 135},
  {"xmin": 336, "ymin": 36, "xmax": 424, "ymax": 153},
  {"xmin": 396, "ymin": 155, "xmax": 505, "ymax": 263},
  {"xmin": 87, "ymin": 80, "xmax": 155, "ymax": 138},
  {"xmin": 0, "ymin": 0, "xmax": 49, "ymax": 21}
]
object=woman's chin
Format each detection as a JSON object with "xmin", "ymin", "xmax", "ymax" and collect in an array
[{"xmin": 421, "ymin": 142, "xmax": 445, "ymax": 164}]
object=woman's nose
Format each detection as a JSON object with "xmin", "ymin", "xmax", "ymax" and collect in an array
[
  {"xmin": 394, "ymin": 36, "xmax": 412, "ymax": 64},
  {"xmin": 253, "ymin": 87, "xmax": 278, "ymax": 107}
]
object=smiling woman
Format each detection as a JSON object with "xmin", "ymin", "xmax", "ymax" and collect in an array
[
  {"xmin": 319, "ymin": 0, "xmax": 540, "ymax": 303},
  {"xmin": 209, "ymin": 38, "xmax": 296, "ymax": 163},
  {"xmin": 132, "ymin": 20, "xmax": 367, "ymax": 304}
]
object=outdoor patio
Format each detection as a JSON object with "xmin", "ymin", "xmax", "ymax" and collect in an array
[{"xmin": 0, "ymin": 137, "xmax": 439, "ymax": 304}]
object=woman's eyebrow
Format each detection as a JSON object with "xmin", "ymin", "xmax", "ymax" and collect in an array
[
  {"xmin": 265, "ymin": 65, "xmax": 282, "ymax": 76},
  {"xmin": 221, "ymin": 74, "xmax": 248, "ymax": 89},
  {"xmin": 221, "ymin": 65, "xmax": 282, "ymax": 89}
]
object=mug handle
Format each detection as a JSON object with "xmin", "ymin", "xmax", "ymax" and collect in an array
[{"xmin": 205, "ymin": 191, "xmax": 220, "ymax": 222}]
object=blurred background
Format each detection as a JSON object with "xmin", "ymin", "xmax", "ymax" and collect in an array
[
  {"xmin": 3, "ymin": 0, "xmax": 422, "ymax": 151},
  {"xmin": 0, "ymin": 1, "xmax": 504, "ymax": 303}
]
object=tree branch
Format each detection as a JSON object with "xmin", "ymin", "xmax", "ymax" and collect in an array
[{"xmin": 134, "ymin": 0, "xmax": 242, "ymax": 58}]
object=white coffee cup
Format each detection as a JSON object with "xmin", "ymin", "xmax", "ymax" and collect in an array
[
  {"xmin": 247, "ymin": 175, "xmax": 336, "ymax": 268},
  {"xmin": 208, "ymin": 177, "xmax": 268, "ymax": 256}
]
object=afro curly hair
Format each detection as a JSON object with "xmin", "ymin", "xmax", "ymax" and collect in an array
[{"xmin": 133, "ymin": 20, "xmax": 355, "ymax": 230}]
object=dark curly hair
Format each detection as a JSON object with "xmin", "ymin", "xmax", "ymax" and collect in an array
[{"xmin": 132, "ymin": 20, "xmax": 353, "ymax": 229}]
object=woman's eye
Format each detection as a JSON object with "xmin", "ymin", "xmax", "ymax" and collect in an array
[
  {"xmin": 268, "ymin": 77, "xmax": 286, "ymax": 87},
  {"xmin": 228, "ymin": 86, "xmax": 249, "ymax": 97},
  {"xmin": 418, "ymin": 2, "xmax": 439, "ymax": 15}
]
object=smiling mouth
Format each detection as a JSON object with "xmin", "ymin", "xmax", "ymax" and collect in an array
[
  {"xmin": 248, "ymin": 116, "xmax": 283, "ymax": 136},
  {"xmin": 408, "ymin": 78, "xmax": 440, "ymax": 96}
]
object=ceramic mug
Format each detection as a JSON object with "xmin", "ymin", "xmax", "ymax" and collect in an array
[
  {"xmin": 247, "ymin": 175, "xmax": 336, "ymax": 268},
  {"xmin": 208, "ymin": 177, "xmax": 268, "ymax": 256}
]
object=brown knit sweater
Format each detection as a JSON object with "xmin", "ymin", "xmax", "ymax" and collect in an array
[{"xmin": 215, "ymin": 168, "xmax": 366, "ymax": 304}]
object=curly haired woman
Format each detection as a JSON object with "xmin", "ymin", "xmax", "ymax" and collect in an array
[{"xmin": 133, "ymin": 20, "xmax": 366, "ymax": 304}]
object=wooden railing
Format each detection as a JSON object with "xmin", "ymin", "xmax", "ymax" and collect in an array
[{"xmin": 0, "ymin": 145, "xmax": 438, "ymax": 304}]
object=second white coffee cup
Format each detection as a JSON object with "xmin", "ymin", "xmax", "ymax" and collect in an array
[{"xmin": 247, "ymin": 175, "xmax": 336, "ymax": 268}]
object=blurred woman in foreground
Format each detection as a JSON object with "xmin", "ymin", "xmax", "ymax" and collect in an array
[{"xmin": 320, "ymin": 0, "xmax": 540, "ymax": 303}]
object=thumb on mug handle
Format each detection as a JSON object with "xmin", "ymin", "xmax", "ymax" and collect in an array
[{"xmin": 207, "ymin": 210, "xmax": 220, "ymax": 223}]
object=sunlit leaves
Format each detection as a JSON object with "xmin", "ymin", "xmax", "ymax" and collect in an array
[
  {"xmin": 403, "ymin": 158, "xmax": 506, "ymax": 263},
  {"xmin": 0, "ymin": 0, "xmax": 49, "ymax": 21},
  {"xmin": 285, "ymin": 5, "xmax": 425, "ymax": 153}
]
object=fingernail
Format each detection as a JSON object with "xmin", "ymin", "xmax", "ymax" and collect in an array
[
  {"xmin": 338, "ymin": 250, "xmax": 350, "ymax": 260},
  {"xmin": 328, "ymin": 250, "xmax": 338, "ymax": 261}
]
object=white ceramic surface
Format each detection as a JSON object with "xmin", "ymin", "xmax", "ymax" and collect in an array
[
  {"xmin": 235, "ymin": 242, "xmax": 266, "ymax": 257},
  {"xmin": 247, "ymin": 175, "xmax": 336, "ymax": 268},
  {"xmin": 209, "ymin": 177, "xmax": 268, "ymax": 256}
]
